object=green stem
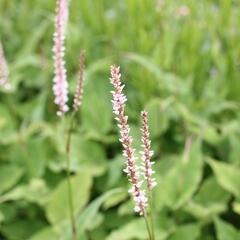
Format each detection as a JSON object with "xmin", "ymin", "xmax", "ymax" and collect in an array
[
  {"xmin": 65, "ymin": 113, "xmax": 77, "ymax": 240},
  {"xmin": 144, "ymin": 211, "xmax": 153, "ymax": 240},
  {"xmin": 148, "ymin": 192, "xmax": 155, "ymax": 240}
]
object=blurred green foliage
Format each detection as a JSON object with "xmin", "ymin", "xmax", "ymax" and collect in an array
[{"xmin": 0, "ymin": 0, "xmax": 240, "ymax": 239}]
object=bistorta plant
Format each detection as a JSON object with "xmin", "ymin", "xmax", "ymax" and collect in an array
[
  {"xmin": 52, "ymin": 1, "xmax": 85, "ymax": 240},
  {"xmin": 53, "ymin": 2, "xmax": 155, "ymax": 239},
  {"xmin": 60, "ymin": 49, "xmax": 85, "ymax": 240},
  {"xmin": 0, "ymin": 41, "xmax": 11, "ymax": 90},
  {"xmin": 110, "ymin": 66, "xmax": 156, "ymax": 240}
]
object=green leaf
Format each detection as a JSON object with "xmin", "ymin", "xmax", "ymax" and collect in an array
[
  {"xmin": 118, "ymin": 199, "xmax": 135, "ymax": 216},
  {"xmin": 61, "ymin": 189, "xmax": 124, "ymax": 239},
  {"xmin": 24, "ymin": 138, "xmax": 49, "ymax": 178},
  {"xmin": 46, "ymin": 170, "xmax": 92, "ymax": 224},
  {"xmin": 103, "ymin": 189, "xmax": 128, "ymax": 210},
  {"xmin": 70, "ymin": 136, "xmax": 107, "ymax": 175},
  {"xmin": 106, "ymin": 212, "xmax": 174, "ymax": 240},
  {"xmin": 0, "ymin": 104, "xmax": 17, "ymax": 144},
  {"xmin": 228, "ymin": 135, "xmax": 240, "ymax": 166},
  {"xmin": 28, "ymin": 227, "xmax": 58, "ymax": 240},
  {"xmin": 184, "ymin": 177, "xmax": 230, "ymax": 219},
  {"xmin": 145, "ymin": 98, "xmax": 169, "ymax": 138},
  {"xmin": 194, "ymin": 177, "xmax": 230, "ymax": 205},
  {"xmin": 124, "ymin": 52, "xmax": 188, "ymax": 95},
  {"xmin": 184, "ymin": 201, "xmax": 226, "ymax": 220},
  {"xmin": 0, "ymin": 179, "xmax": 49, "ymax": 204},
  {"xmin": 232, "ymin": 201, "xmax": 240, "ymax": 215},
  {"xmin": 215, "ymin": 218, "xmax": 240, "ymax": 240},
  {"xmin": 155, "ymin": 139, "xmax": 203, "ymax": 209},
  {"xmin": 81, "ymin": 75, "xmax": 112, "ymax": 136},
  {"xmin": 0, "ymin": 186, "xmax": 27, "ymax": 203},
  {"xmin": 106, "ymin": 155, "xmax": 125, "ymax": 188},
  {"xmin": 1, "ymin": 219, "xmax": 45, "ymax": 240},
  {"xmin": 202, "ymin": 125, "xmax": 222, "ymax": 145},
  {"xmin": 0, "ymin": 165, "xmax": 24, "ymax": 194},
  {"xmin": 168, "ymin": 224, "xmax": 200, "ymax": 240},
  {"xmin": 106, "ymin": 219, "xmax": 148, "ymax": 240},
  {"xmin": 207, "ymin": 158, "xmax": 240, "ymax": 198}
]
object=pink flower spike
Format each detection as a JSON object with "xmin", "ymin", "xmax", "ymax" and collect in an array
[
  {"xmin": 141, "ymin": 111, "xmax": 157, "ymax": 190},
  {"xmin": 73, "ymin": 50, "xmax": 85, "ymax": 112},
  {"xmin": 52, "ymin": 0, "xmax": 69, "ymax": 117},
  {"xmin": 110, "ymin": 65, "xmax": 147, "ymax": 215},
  {"xmin": 176, "ymin": 5, "xmax": 190, "ymax": 17},
  {"xmin": 0, "ymin": 42, "xmax": 11, "ymax": 90}
]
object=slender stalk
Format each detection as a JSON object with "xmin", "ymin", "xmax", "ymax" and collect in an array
[
  {"xmin": 143, "ymin": 211, "xmax": 153, "ymax": 240},
  {"xmin": 65, "ymin": 113, "xmax": 77, "ymax": 240},
  {"xmin": 148, "ymin": 192, "xmax": 155, "ymax": 240}
]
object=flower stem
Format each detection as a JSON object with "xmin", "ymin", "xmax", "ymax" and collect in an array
[
  {"xmin": 148, "ymin": 192, "xmax": 155, "ymax": 240},
  {"xmin": 144, "ymin": 211, "xmax": 153, "ymax": 240},
  {"xmin": 65, "ymin": 113, "xmax": 77, "ymax": 240}
]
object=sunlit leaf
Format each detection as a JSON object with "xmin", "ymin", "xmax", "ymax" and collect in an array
[
  {"xmin": 215, "ymin": 218, "xmax": 240, "ymax": 240},
  {"xmin": 63, "ymin": 188, "xmax": 124, "ymax": 239},
  {"xmin": 106, "ymin": 219, "xmax": 148, "ymax": 240},
  {"xmin": 145, "ymin": 98, "xmax": 169, "ymax": 138},
  {"xmin": 184, "ymin": 177, "xmax": 230, "ymax": 219},
  {"xmin": 168, "ymin": 224, "xmax": 200, "ymax": 240},
  {"xmin": 46, "ymin": 170, "xmax": 92, "ymax": 224},
  {"xmin": 207, "ymin": 158, "xmax": 240, "ymax": 198},
  {"xmin": 155, "ymin": 139, "xmax": 203, "ymax": 209},
  {"xmin": 0, "ymin": 165, "xmax": 24, "ymax": 194}
]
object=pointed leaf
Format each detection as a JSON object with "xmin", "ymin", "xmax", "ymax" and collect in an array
[
  {"xmin": 215, "ymin": 218, "xmax": 240, "ymax": 240},
  {"xmin": 207, "ymin": 159, "xmax": 240, "ymax": 198},
  {"xmin": 0, "ymin": 165, "xmax": 24, "ymax": 194},
  {"xmin": 156, "ymin": 140, "xmax": 203, "ymax": 209},
  {"xmin": 46, "ymin": 170, "xmax": 92, "ymax": 224}
]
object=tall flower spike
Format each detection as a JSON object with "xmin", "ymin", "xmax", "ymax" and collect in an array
[
  {"xmin": 110, "ymin": 66, "xmax": 147, "ymax": 215},
  {"xmin": 52, "ymin": 0, "xmax": 69, "ymax": 117},
  {"xmin": 73, "ymin": 50, "xmax": 85, "ymax": 112},
  {"xmin": 140, "ymin": 111, "xmax": 157, "ymax": 190},
  {"xmin": 0, "ymin": 42, "xmax": 11, "ymax": 90}
]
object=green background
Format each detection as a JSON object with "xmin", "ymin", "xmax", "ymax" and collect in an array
[{"xmin": 0, "ymin": 0, "xmax": 240, "ymax": 239}]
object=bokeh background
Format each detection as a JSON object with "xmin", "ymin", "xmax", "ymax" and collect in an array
[{"xmin": 0, "ymin": 0, "xmax": 240, "ymax": 239}]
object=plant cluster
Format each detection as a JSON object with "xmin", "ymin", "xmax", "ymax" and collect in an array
[{"xmin": 0, "ymin": 0, "xmax": 240, "ymax": 240}]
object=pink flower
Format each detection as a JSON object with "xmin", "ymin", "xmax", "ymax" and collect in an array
[
  {"xmin": 176, "ymin": 5, "xmax": 190, "ymax": 17},
  {"xmin": 0, "ymin": 42, "xmax": 11, "ymax": 90},
  {"xmin": 73, "ymin": 50, "xmax": 85, "ymax": 112},
  {"xmin": 140, "ymin": 111, "xmax": 157, "ymax": 190},
  {"xmin": 110, "ymin": 66, "xmax": 147, "ymax": 215},
  {"xmin": 52, "ymin": 0, "xmax": 69, "ymax": 116}
]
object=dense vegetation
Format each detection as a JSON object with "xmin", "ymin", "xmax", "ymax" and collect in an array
[{"xmin": 0, "ymin": 0, "xmax": 240, "ymax": 239}]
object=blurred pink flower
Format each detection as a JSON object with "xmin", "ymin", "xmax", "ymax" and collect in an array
[
  {"xmin": 156, "ymin": 0, "xmax": 164, "ymax": 11},
  {"xmin": 52, "ymin": 0, "xmax": 69, "ymax": 116},
  {"xmin": 73, "ymin": 50, "xmax": 85, "ymax": 112},
  {"xmin": 176, "ymin": 5, "xmax": 190, "ymax": 17},
  {"xmin": 110, "ymin": 66, "xmax": 147, "ymax": 215}
]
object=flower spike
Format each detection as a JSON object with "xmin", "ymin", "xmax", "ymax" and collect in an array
[
  {"xmin": 110, "ymin": 65, "xmax": 147, "ymax": 215},
  {"xmin": 52, "ymin": 0, "xmax": 69, "ymax": 116},
  {"xmin": 73, "ymin": 50, "xmax": 85, "ymax": 112},
  {"xmin": 140, "ymin": 111, "xmax": 157, "ymax": 190}
]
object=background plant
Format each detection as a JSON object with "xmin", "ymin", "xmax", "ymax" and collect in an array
[{"xmin": 0, "ymin": 0, "xmax": 240, "ymax": 239}]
